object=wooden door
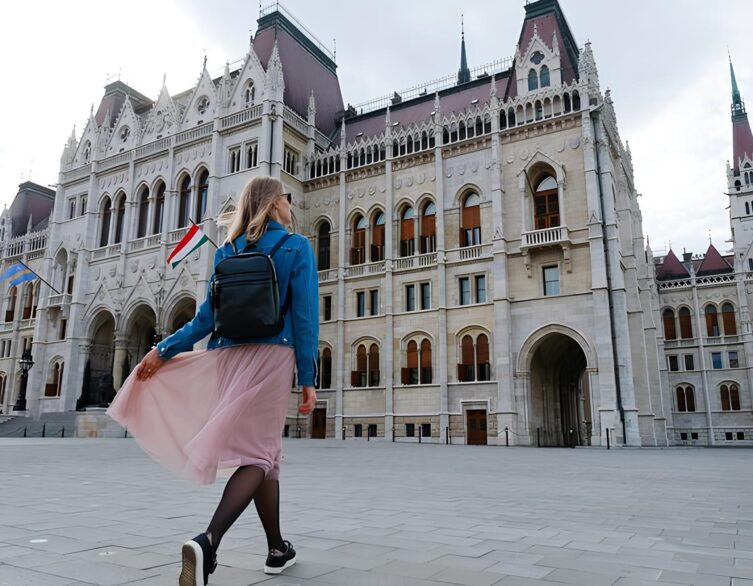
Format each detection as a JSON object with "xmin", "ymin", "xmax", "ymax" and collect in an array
[
  {"xmin": 312, "ymin": 408, "xmax": 327, "ymax": 439},
  {"xmin": 466, "ymin": 409, "xmax": 487, "ymax": 445}
]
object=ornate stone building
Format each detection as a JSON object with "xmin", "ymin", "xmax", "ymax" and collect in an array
[{"xmin": 7, "ymin": 0, "xmax": 738, "ymax": 447}]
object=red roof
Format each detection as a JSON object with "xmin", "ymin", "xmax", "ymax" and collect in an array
[
  {"xmin": 253, "ymin": 14, "xmax": 344, "ymax": 136},
  {"xmin": 656, "ymin": 249, "xmax": 690, "ymax": 281},
  {"xmin": 341, "ymin": 74, "xmax": 509, "ymax": 144},
  {"xmin": 505, "ymin": 0, "xmax": 580, "ymax": 100},
  {"xmin": 733, "ymin": 115, "xmax": 753, "ymax": 172},
  {"xmin": 696, "ymin": 243, "xmax": 733, "ymax": 276}
]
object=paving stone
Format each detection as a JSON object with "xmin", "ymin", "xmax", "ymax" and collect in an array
[{"xmin": 1, "ymin": 439, "xmax": 752, "ymax": 585}]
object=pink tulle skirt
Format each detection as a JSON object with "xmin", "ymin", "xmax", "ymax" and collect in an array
[{"xmin": 106, "ymin": 344, "xmax": 295, "ymax": 485}]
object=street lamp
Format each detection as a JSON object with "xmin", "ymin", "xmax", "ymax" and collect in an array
[{"xmin": 13, "ymin": 349, "xmax": 34, "ymax": 412}]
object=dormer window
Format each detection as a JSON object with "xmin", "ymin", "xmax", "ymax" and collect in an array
[
  {"xmin": 244, "ymin": 81, "xmax": 255, "ymax": 106},
  {"xmin": 83, "ymin": 141, "xmax": 91, "ymax": 164},
  {"xmin": 530, "ymin": 51, "xmax": 544, "ymax": 65},
  {"xmin": 120, "ymin": 126, "xmax": 130, "ymax": 142},
  {"xmin": 197, "ymin": 96, "xmax": 210, "ymax": 115}
]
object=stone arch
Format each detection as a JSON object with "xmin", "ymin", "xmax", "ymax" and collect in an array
[
  {"xmin": 346, "ymin": 206, "xmax": 368, "ymax": 228},
  {"xmin": 452, "ymin": 182, "xmax": 484, "ymax": 209},
  {"xmin": 517, "ymin": 150, "xmax": 566, "ymax": 191},
  {"xmin": 400, "ymin": 329, "xmax": 434, "ymax": 351},
  {"xmin": 312, "ymin": 213, "xmax": 335, "ymax": 234},
  {"xmin": 517, "ymin": 323, "xmax": 596, "ymax": 374},
  {"xmin": 164, "ymin": 295, "xmax": 197, "ymax": 335},
  {"xmin": 83, "ymin": 309, "xmax": 117, "ymax": 407},
  {"xmin": 122, "ymin": 303, "xmax": 157, "ymax": 381}
]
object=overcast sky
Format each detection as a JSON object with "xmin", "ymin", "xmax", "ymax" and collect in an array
[{"xmin": 2, "ymin": 0, "xmax": 752, "ymax": 257}]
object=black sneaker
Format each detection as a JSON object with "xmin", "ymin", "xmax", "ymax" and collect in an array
[
  {"xmin": 179, "ymin": 533, "xmax": 217, "ymax": 586},
  {"xmin": 263, "ymin": 540, "xmax": 296, "ymax": 575}
]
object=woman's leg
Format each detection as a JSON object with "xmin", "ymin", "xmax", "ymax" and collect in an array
[
  {"xmin": 252, "ymin": 477, "xmax": 284, "ymax": 551},
  {"xmin": 206, "ymin": 464, "xmax": 266, "ymax": 550}
]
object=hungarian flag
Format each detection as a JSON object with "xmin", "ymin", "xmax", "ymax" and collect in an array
[{"xmin": 167, "ymin": 224, "xmax": 209, "ymax": 268}]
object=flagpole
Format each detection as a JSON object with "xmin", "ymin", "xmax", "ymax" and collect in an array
[
  {"xmin": 17, "ymin": 259, "xmax": 61, "ymax": 295},
  {"xmin": 189, "ymin": 218, "xmax": 219, "ymax": 249}
]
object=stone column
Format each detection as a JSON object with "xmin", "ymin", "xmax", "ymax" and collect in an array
[
  {"xmin": 384, "ymin": 119, "xmax": 394, "ymax": 442},
  {"xmin": 690, "ymin": 267, "xmax": 714, "ymax": 446},
  {"xmin": 335, "ymin": 132, "xmax": 347, "ymax": 439},
  {"xmin": 112, "ymin": 335, "xmax": 129, "ymax": 391}
]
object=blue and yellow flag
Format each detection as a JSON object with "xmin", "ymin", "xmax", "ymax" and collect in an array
[{"xmin": 0, "ymin": 263, "xmax": 38, "ymax": 287}]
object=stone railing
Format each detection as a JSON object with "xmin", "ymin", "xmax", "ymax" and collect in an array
[
  {"xmin": 134, "ymin": 137, "xmax": 171, "ymax": 159},
  {"xmin": 393, "ymin": 252, "xmax": 437, "ymax": 271},
  {"xmin": 64, "ymin": 163, "xmax": 92, "ymax": 183},
  {"xmin": 48, "ymin": 293, "xmax": 72, "ymax": 307},
  {"xmin": 168, "ymin": 227, "xmax": 189, "ymax": 243},
  {"xmin": 318, "ymin": 269, "xmax": 337, "ymax": 283},
  {"xmin": 175, "ymin": 122, "xmax": 213, "ymax": 146},
  {"xmin": 90, "ymin": 244, "xmax": 120, "ymax": 261},
  {"xmin": 345, "ymin": 261, "xmax": 386, "ymax": 277},
  {"xmin": 98, "ymin": 151, "xmax": 131, "ymax": 172},
  {"xmin": 128, "ymin": 235, "xmax": 161, "ymax": 252},
  {"xmin": 521, "ymin": 225, "xmax": 570, "ymax": 249},
  {"xmin": 220, "ymin": 105, "xmax": 263, "ymax": 131},
  {"xmin": 446, "ymin": 244, "xmax": 491, "ymax": 264},
  {"xmin": 3, "ymin": 229, "xmax": 49, "ymax": 259},
  {"xmin": 283, "ymin": 106, "xmax": 310, "ymax": 135}
]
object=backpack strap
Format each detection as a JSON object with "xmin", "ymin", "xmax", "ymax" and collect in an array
[{"xmin": 268, "ymin": 232, "xmax": 293, "ymax": 257}]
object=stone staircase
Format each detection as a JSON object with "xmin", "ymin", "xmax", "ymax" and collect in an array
[{"xmin": 0, "ymin": 411, "xmax": 80, "ymax": 438}]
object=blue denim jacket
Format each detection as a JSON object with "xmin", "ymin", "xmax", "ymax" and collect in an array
[{"xmin": 156, "ymin": 220, "xmax": 320, "ymax": 386}]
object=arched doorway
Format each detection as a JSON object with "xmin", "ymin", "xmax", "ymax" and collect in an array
[
  {"xmin": 81, "ymin": 311, "xmax": 116, "ymax": 408},
  {"xmin": 124, "ymin": 305, "xmax": 157, "ymax": 381},
  {"xmin": 528, "ymin": 332, "xmax": 591, "ymax": 447},
  {"xmin": 166, "ymin": 297, "xmax": 196, "ymax": 336}
]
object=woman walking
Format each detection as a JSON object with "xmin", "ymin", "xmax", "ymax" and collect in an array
[{"xmin": 106, "ymin": 176, "xmax": 319, "ymax": 585}]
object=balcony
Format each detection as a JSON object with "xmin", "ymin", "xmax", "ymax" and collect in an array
[
  {"xmin": 393, "ymin": 252, "xmax": 438, "ymax": 271},
  {"xmin": 91, "ymin": 244, "xmax": 120, "ymax": 261},
  {"xmin": 48, "ymin": 293, "xmax": 72, "ymax": 308},
  {"xmin": 521, "ymin": 225, "xmax": 571, "ymax": 250},
  {"xmin": 345, "ymin": 261, "xmax": 385, "ymax": 278},
  {"xmin": 128, "ymin": 234, "xmax": 162, "ymax": 252},
  {"xmin": 318, "ymin": 269, "xmax": 337, "ymax": 283},
  {"xmin": 446, "ymin": 244, "xmax": 492, "ymax": 264}
]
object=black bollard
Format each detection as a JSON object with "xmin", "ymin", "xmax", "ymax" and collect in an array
[
  {"xmin": 42, "ymin": 423, "xmax": 46, "ymax": 438},
  {"xmin": 23, "ymin": 426, "xmax": 27, "ymax": 438},
  {"xmin": 505, "ymin": 427, "xmax": 509, "ymax": 447},
  {"xmin": 445, "ymin": 426, "xmax": 449, "ymax": 445},
  {"xmin": 392, "ymin": 426, "xmax": 395, "ymax": 443},
  {"xmin": 606, "ymin": 428, "xmax": 610, "ymax": 450},
  {"xmin": 342, "ymin": 426, "xmax": 346, "ymax": 440},
  {"xmin": 419, "ymin": 427, "xmax": 422, "ymax": 444},
  {"xmin": 61, "ymin": 426, "xmax": 65, "ymax": 438},
  {"xmin": 537, "ymin": 427, "xmax": 540, "ymax": 447},
  {"xmin": 124, "ymin": 427, "xmax": 128, "ymax": 438}
]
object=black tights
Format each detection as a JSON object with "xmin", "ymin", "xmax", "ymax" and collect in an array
[{"xmin": 205, "ymin": 465, "xmax": 284, "ymax": 552}]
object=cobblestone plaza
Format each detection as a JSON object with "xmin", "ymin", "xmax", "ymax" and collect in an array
[{"xmin": 1, "ymin": 439, "xmax": 752, "ymax": 585}]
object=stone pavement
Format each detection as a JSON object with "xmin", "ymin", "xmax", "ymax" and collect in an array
[{"xmin": 1, "ymin": 439, "xmax": 752, "ymax": 586}]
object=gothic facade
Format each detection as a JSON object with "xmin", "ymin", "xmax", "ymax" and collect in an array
[{"xmin": 4, "ymin": 0, "xmax": 745, "ymax": 446}]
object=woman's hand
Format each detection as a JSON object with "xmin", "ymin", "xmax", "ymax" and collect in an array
[
  {"xmin": 298, "ymin": 386, "xmax": 316, "ymax": 415},
  {"xmin": 136, "ymin": 348, "xmax": 166, "ymax": 381}
]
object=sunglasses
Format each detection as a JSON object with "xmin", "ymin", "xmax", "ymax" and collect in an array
[{"xmin": 281, "ymin": 192, "xmax": 292, "ymax": 204}]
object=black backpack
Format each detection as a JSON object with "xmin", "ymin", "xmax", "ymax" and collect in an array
[{"xmin": 212, "ymin": 232, "xmax": 293, "ymax": 340}]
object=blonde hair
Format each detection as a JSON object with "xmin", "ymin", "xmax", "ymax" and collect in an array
[{"xmin": 222, "ymin": 176, "xmax": 286, "ymax": 244}]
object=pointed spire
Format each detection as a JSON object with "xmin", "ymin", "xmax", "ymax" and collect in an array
[
  {"xmin": 490, "ymin": 73, "xmax": 497, "ymax": 99},
  {"xmin": 308, "ymin": 90, "xmax": 316, "ymax": 124},
  {"xmin": 457, "ymin": 14, "xmax": 470, "ymax": 85},
  {"xmin": 340, "ymin": 117, "xmax": 346, "ymax": 148},
  {"xmin": 729, "ymin": 55, "xmax": 753, "ymax": 172}
]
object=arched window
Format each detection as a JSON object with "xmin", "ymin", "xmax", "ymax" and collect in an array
[
  {"xmin": 22, "ymin": 283, "xmax": 34, "ymax": 320},
  {"xmin": 534, "ymin": 175, "xmax": 559, "ymax": 230},
  {"xmin": 458, "ymin": 335, "xmax": 475, "ymax": 382},
  {"xmin": 722, "ymin": 303, "xmax": 737, "ymax": 335},
  {"xmin": 316, "ymin": 347, "xmax": 332, "ymax": 389},
  {"xmin": 5, "ymin": 286, "xmax": 17, "ymax": 322},
  {"xmin": 113, "ymin": 193, "xmax": 126, "ymax": 244},
  {"xmin": 420, "ymin": 339, "xmax": 433, "ymax": 384},
  {"xmin": 679, "ymin": 307, "xmax": 693, "ymax": 339},
  {"xmin": 460, "ymin": 192, "xmax": 481, "ymax": 247},
  {"xmin": 83, "ymin": 141, "xmax": 91, "ymax": 164},
  {"xmin": 705, "ymin": 305, "xmax": 719, "ymax": 337},
  {"xmin": 0, "ymin": 373, "xmax": 6, "ymax": 406},
  {"xmin": 317, "ymin": 221, "xmax": 331, "ymax": 271},
  {"xmin": 195, "ymin": 169, "xmax": 209, "ymax": 222},
  {"xmin": 45, "ymin": 361, "xmax": 64, "ymax": 397},
  {"xmin": 371, "ymin": 212, "xmax": 385, "ymax": 262},
  {"xmin": 399, "ymin": 206, "xmax": 415, "ymax": 257},
  {"xmin": 136, "ymin": 186, "xmax": 149, "ymax": 239},
  {"xmin": 720, "ymin": 383, "xmax": 741, "ymax": 411},
  {"xmin": 152, "ymin": 181, "xmax": 165, "ymax": 235},
  {"xmin": 676, "ymin": 386, "xmax": 696, "ymax": 412},
  {"xmin": 528, "ymin": 68, "xmax": 538, "ymax": 91},
  {"xmin": 353, "ymin": 344, "xmax": 368, "ymax": 387},
  {"xmin": 369, "ymin": 343, "xmax": 380, "ymax": 386},
  {"xmin": 540, "ymin": 65, "xmax": 550, "ymax": 88},
  {"xmin": 31, "ymin": 281, "xmax": 39, "ymax": 318},
  {"xmin": 477, "ymin": 334, "xmax": 490, "ymax": 381},
  {"xmin": 420, "ymin": 201, "xmax": 436, "ymax": 254},
  {"xmin": 80, "ymin": 195, "xmax": 87, "ymax": 215},
  {"xmin": 350, "ymin": 215, "xmax": 367, "ymax": 265},
  {"xmin": 662, "ymin": 308, "xmax": 676, "ymax": 340},
  {"xmin": 572, "ymin": 91, "xmax": 581, "ymax": 110},
  {"xmin": 244, "ymin": 81, "xmax": 255, "ymax": 106},
  {"xmin": 404, "ymin": 340, "xmax": 419, "ymax": 385},
  {"xmin": 351, "ymin": 343, "xmax": 380, "ymax": 387},
  {"xmin": 178, "ymin": 175, "xmax": 192, "ymax": 228},
  {"xmin": 99, "ymin": 197, "xmax": 111, "ymax": 247}
]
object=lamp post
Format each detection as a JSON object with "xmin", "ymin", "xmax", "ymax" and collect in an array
[{"xmin": 13, "ymin": 349, "xmax": 34, "ymax": 412}]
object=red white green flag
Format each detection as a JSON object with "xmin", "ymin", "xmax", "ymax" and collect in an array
[{"xmin": 167, "ymin": 224, "xmax": 209, "ymax": 268}]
